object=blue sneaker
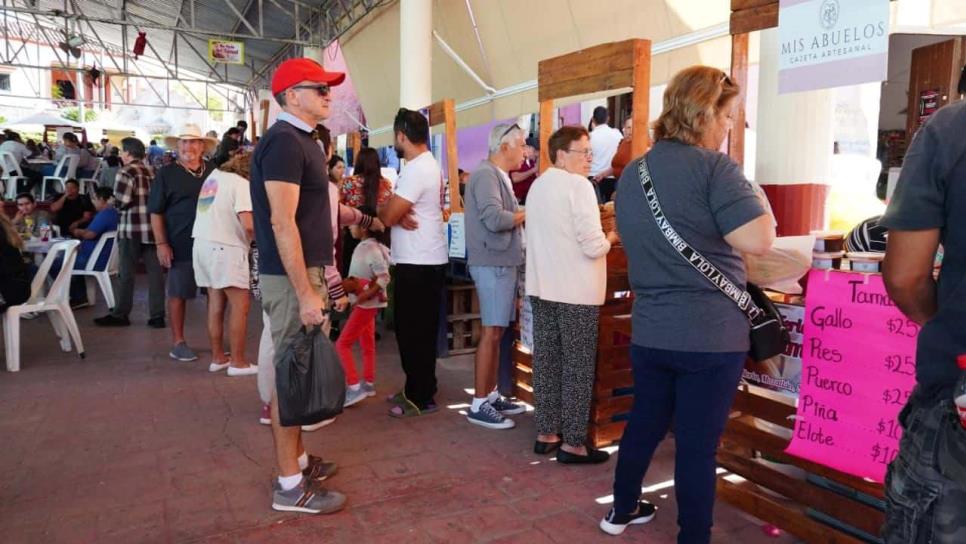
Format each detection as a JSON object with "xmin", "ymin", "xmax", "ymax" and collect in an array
[
  {"xmin": 491, "ymin": 396, "xmax": 525, "ymax": 415},
  {"xmin": 467, "ymin": 401, "xmax": 515, "ymax": 430},
  {"xmin": 343, "ymin": 387, "xmax": 366, "ymax": 408}
]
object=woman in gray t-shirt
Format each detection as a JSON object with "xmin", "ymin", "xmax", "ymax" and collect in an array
[{"xmin": 601, "ymin": 66, "xmax": 774, "ymax": 541}]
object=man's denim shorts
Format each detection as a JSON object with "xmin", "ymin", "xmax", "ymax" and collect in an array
[{"xmin": 469, "ymin": 265, "xmax": 518, "ymax": 327}]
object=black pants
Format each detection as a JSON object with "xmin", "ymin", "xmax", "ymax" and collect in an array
[
  {"xmin": 17, "ymin": 166, "xmax": 42, "ymax": 194},
  {"xmin": 599, "ymin": 176, "xmax": 617, "ymax": 203},
  {"xmin": 394, "ymin": 263, "xmax": 446, "ymax": 407}
]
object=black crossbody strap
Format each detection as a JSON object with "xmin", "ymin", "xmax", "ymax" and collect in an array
[{"xmin": 637, "ymin": 158, "xmax": 763, "ymax": 323}]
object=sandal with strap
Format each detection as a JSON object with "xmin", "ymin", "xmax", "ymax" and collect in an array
[
  {"xmin": 388, "ymin": 398, "xmax": 422, "ymax": 418},
  {"xmin": 386, "ymin": 390, "xmax": 407, "ymax": 404}
]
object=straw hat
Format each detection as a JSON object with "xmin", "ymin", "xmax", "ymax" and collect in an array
[{"xmin": 164, "ymin": 123, "xmax": 218, "ymax": 154}]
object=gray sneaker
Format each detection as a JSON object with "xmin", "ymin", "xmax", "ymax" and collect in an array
[
  {"xmin": 169, "ymin": 342, "xmax": 198, "ymax": 362},
  {"xmin": 303, "ymin": 454, "xmax": 338, "ymax": 481},
  {"xmin": 491, "ymin": 396, "xmax": 525, "ymax": 415},
  {"xmin": 343, "ymin": 387, "xmax": 367, "ymax": 408},
  {"xmin": 271, "ymin": 477, "xmax": 346, "ymax": 514},
  {"xmin": 360, "ymin": 381, "xmax": 376, "ymax": 397},
  {"xmin": 466, "ymin": 401, "xmax": 515, "ymax": 430}
]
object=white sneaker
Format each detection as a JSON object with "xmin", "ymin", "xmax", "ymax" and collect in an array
[
  {"xmin": 302, "ymin": 417, "xmax": 337, "ymax": 432},
  {"xmin": 227, "ymin": 364, "xmax": 258, "ymax": 377},
  {"xmin": 209, "ymin": 361, "xmax": 230, "ymax": 372}
]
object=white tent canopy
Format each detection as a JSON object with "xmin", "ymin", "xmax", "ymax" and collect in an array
[
  {"xmin": 4, "ymin": 111, "xmax": 83, "ymax": 129},
  {"xmin": 338, "ymin": 0, "xmax": 966, "ymax": 146},
  {"xmin": 341, "ymin": 0, "xmax": 733, "ymax": 146}
]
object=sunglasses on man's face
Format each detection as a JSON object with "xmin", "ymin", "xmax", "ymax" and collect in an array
[{"xmin": 291, "ymin": 84, "xmax": 330, "ymax": 97}]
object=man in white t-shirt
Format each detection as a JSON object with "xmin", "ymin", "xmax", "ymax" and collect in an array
[
  {"xmin": 589, "ymin": 106, "xmax": 623, "ymax": 203},
  {"xmin": 1, "ymin": 130, "xmax": 41, "ymax": 192},
  {"xmin": 379, "ymin": 108, "xmax": 448, "ymax": 417},
  {"xmin": 191, "ymin": 155, "xmax": 256, "ymax": 377}
]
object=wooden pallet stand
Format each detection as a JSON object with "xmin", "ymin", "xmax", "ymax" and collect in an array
[
  {"xmin": 724, "ymin": 3, "xmax": 887, "ymax": 541},
  {"xmin": 513, "ymin": 245, "xmax": 634, "ymax": 448},
  {"xmin": 446, "ymin": 282, "xmax": 481, "ymax": 356},
  {"xmin": 718, "ymin": 387, "xmax": 885, "ymax": 543}
]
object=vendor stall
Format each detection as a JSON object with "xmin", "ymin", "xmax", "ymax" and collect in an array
[
  {"xmin": 513, "ymin": 38, "xmax": 651, "ymax": 445},
  {"xmin": 710, "ymin": 2, "xmax": 933, "ymax": 542}
]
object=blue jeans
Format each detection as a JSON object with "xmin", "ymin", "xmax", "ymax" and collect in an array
[
  {"xmin": 611, "ymin": 345, "xmax": 745, "ymax": 544},
  {"xmin": 882, "ymin": 389, "xmax": 966, "ymax": 543}
]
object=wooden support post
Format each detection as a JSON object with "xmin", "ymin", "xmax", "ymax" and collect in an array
[
  {"xmin": 538, "ymin": 99, "xmax": 554, "ymax": 173},
  {"xmin": 347, "ymin": 131, "xmax": 362, "ymax": 165},
  {"xmin": 630, "ymin": 40, "xmax": 652, "ymax": 158},
  {"xmin": 249, "ymin": 109, "xmax": 257, "ymax": 142},
  {"xmin": 729, "ymin": 32, "xmax": 750, "ymax": 165},
  {"xmin": 424, "ymin": 98, "xmax": 462, "ymax": 212},
  {"xmin": 443, "ymin": 99, "xmax": 461, "ymax": 212},
  {"xmin": 259, "ymin": 99, "xmax": 270, "ymax": 137}
]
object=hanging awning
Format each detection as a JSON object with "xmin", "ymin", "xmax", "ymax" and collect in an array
[{"xmin": 340, "ymin": 0, "xmax": 733, "ymax": 146}]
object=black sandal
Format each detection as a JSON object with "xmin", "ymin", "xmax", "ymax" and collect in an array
[
  {"xmin": 556, "ymin": 447, "xmax": 610, "ymax": 464},
  {"xmin": 534, "ymin": 440, "xmax": 562, "ymax": 455}
]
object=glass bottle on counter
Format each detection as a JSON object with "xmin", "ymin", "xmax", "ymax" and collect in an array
[{"xmin": 22, "ymin": 216, "xmax": 34, "ymax": 240}]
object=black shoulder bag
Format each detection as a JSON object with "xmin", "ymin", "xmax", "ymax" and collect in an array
[{"xmin": 637, "ymin": 158, "xmax": 788, "ymax": 361}]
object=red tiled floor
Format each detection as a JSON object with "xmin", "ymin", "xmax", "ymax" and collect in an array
[{"xmin": 0, "ymin": 278, "xmax": 803, "ymax": 543}]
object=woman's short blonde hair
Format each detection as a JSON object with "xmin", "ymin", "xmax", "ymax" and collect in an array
[
  {"xmin": 220, "ymin": 150, "xmax": 252, "ymax": 179},
  {"xmin": 652, "ymin": 65, "xmax": 740, "ymax": 146}
]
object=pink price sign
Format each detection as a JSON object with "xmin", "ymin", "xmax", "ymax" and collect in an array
[{"xmin": 785, "ymin": 270, "xmax": 919, "ymax": 483}]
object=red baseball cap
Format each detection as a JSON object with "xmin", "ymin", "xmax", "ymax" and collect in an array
[{"xmin": 271, "ymin": 58, "xmax": 345, "ymax": 95}]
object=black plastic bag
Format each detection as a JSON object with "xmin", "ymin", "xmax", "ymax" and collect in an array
[{"xmin": 276, "ymin": 325, "xmax": 346, "ymax": 427}]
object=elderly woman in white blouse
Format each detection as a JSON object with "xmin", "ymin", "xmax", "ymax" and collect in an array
[{"xmin": 525, "ymin": 125, "xmax": 619, "ymax": 464}]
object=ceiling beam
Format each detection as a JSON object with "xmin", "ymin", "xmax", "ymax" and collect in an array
[{"xmin": 0, "ymin": 3, "xmax": 322, "ymax": 46}]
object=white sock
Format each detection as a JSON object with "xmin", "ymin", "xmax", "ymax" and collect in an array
[
  {"xmin": 278, "ymin": 473, "xmax": 303, "ymax": 491},
  {"xmin": 297, "ymin": 452, "xmax": 309, "ymax": 471},
  {"xmin": 487, "ymin": 389, "xmax": 500, "ymax": 403},
  {"xmin": 471, "ymin": 397, "xmax": 487, "ymax": 412},
  {"xmin": 348, "ymin": 383, "xmax": 361, "ymax": 391}
]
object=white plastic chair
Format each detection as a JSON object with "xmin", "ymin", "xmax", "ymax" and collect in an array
[
  {"xmin": 0, "ymin": 151, "xmax": 27, "ymax": 200},
  {"xmin": 40, "ymin": 154, "xmax": 79, "ymax": 201},
  {"xmin": 73, "ymin": 231, "xmax": 119, "ymax": 309},
  {"xmin": 79, "ymin": 158, "xmax": 102, "ymax": 197},
  {"xmin": 3, "ymin": 240, "xmax": 85, "ymax": 372}
]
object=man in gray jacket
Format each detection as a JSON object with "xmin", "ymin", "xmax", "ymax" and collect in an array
[{"xmin": 464, "ymin": 123, "xmax": 528, "ymax": 429}]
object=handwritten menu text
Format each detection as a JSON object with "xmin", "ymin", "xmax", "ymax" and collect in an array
[{"xmin": 784, "ymin": 270, "xmax": 918, "ymax": 483}]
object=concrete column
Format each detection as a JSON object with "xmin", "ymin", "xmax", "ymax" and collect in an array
[
  {"xmin": 399, "ymin": 0, "xmax": 432, "ymax": 110},
  {"xmin": 755, "ymin": 28, "xmax": 835, "ymax": 235},
  {"xmin": 303, "ymin": 46, "xmax": 324, "ymax": 64}
]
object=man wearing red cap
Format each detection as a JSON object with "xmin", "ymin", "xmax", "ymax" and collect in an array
[{"xmin": 249, "ymin": 58, "xmax": 347, "ymax": 515}]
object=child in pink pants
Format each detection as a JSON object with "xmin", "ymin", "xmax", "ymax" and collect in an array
[{"xmin": 337, "ymin": 219, "xmax": 390, "ymax": 407}]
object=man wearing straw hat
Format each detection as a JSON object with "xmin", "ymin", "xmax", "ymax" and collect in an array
[
  {"xmin": 148, "ymin": 124, "xmax": 216, "ymax": 362},
  {"xmin": 250, "ymin": 57, "xmax": 347, "ymax": 515}
]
